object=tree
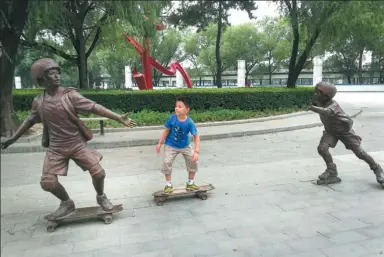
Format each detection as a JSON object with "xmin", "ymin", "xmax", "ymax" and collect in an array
[
  {"xmin": 167, "ymin": 0, "xmax": 257, "ymax": 88},
  {"xmin": 20, "ymin": 1, "xmax": 120, "ymax": 89},
  {"xmin": 150, "ymin": 28, "xmax": 184, "ymax": 87},
  {"xmin": 0, "ymin": 0, "xmax": 30, "ymax": 137},
  {"xmin": 275, "ymin": 0, "xmax": 349, "ymax": 87},
  {"xmin": 256, "ymin": 17, "xmax": 291, "ymax": 84},
  {"xmin": 221, "ymin": 23, "xmax": 264, "ymax": 84},
  {"xmin": 322, "ymin": 1, "xmax": 384, "ymax": 84}
]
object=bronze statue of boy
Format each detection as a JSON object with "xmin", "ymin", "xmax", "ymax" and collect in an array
[
  {"xmin": 1, "ymin": 58, "xmax": 137, "ymax": 219},
  {"xmin": 309, "ymin": 81, "xmax": 384, "ymax": 188}
]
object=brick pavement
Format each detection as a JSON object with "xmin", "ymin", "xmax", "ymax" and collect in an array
[{"xmin": 1, "ymin": 107, "xmax": 384, "ymax": 257}]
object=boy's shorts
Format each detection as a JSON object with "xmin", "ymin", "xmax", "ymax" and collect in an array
[
  {"xmin": 42, "ymin": 143, "xmax": 103, "ymax": 176},
  {"xmin": 162, "ymin": 145, "xmax": 198, "ymax": 175},
  {"xmin": 319, "ymin": 130, "xmax": 362, "ymax": 150}
]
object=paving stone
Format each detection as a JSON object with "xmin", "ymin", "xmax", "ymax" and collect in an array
[
  {"xmin": 1, "ymin": 100, "xmax": 383, "ymax": 257},
  {"xmin": 359, "ymin": 237, "xmax": 384, "ymax": 254},
  {"xmin": 94, "ymin": 243, "xmax": 146, "ymax": 257},
  {"xmin": 286, "ymin": 235, "xmax": 334, "ymax": 252},
  {"xmin": 245, "ymin": 242, "xmax": 295, "ymax": 257},
  {"xmin": 325, "ymin": 230, "xmax": 369, "ymax": 244},
  {"xmin": 319, "ymin": 243, "xmax": 371, "ymax": 257},
  {"xmin": 21, "ymin": 243, "xmax": 74, "ymax": 257}
]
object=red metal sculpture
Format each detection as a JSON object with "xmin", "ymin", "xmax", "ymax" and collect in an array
[{"xmin": 123, "ymin": 19, "xmax": 193, "ymax": 90}]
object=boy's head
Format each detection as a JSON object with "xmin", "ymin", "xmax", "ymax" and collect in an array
[
  {"xmin": 312, "ymin": 81, "xmax": 337, "ymax": 106},
  {"xmin": 31, "ymin": 58, "xmax": 61, "ymax": 89},
  {"xmin": 175, "ymin": 96, "xmax": 191, "ymax": 116}
]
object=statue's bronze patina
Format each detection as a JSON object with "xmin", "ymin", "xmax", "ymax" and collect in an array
[
  {"xmin": 309, "ymin": 81, "xmax": 384, "ymax": 188},
  {"xmin": 1, "ymin": 58, "xmax": 137, "ymax": 219}
]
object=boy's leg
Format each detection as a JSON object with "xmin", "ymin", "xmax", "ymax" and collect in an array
[
  {"xmin": 71, "ymin": 145, "xmax": 113, "ymax": 211},
  {"xmin": 341, "ymin": 131, "xmax": 384, "ymax": 186},
  {"xmin": 41, "ymin": 151, "xmax": 75, "ymax": 220},
  {"xmin": 181, "ymin": 146, "xmax": 199, "ymax": 190},
  {"xmin": 162, "ymin": 145, "xmax": 179, "ymax": 193},
  {"xmin": 317, "ymin": 131, "xmax": 341, "ymax": 183}
]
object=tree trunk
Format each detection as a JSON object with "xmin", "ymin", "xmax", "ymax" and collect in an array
[
  {"xmin": 347, "ymin": 76, "xmax": 352, "ymax": 84},
  {"xmin": 215, "ymin": 1, "xmax": 223, "ymax": 88},
  {"xmin": 76, "ymin": 30, "xmax": 89, "ymax": 89},
  {"xmin": 268, "ymin": 58, "xmax": 272, "ymax": 84},
  {"xmin": 358, "ymin": 49, "xmax": 364, "ymax": 85},
  {"xmin": 286, "ymin": 0, "xmax": 299, "ymax": 88},
  {"xmin": 0, "ymin": 0, "xmax": 30, "ymax": 137}
]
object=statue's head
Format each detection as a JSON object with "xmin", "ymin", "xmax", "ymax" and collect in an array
[
  {"xmin": 312, "ymin": 81, "xmax": 337, "ymax": 107},
  {"xmin": 31, "ymin": 58, "xmax": 61, "ymax": 89}
]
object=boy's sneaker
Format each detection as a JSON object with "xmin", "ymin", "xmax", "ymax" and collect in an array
[
  {"xmin": 164, "ymin": 185, "xmax": 174, "ymax": 194},
  {"xmin": 186, "ymin": 182, "xmax": 200, "ymax": 191}
]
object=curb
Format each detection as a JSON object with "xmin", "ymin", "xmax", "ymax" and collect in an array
[
  {"xmin": 1, "ymin": 111, "xmax": 310, "ymax": 143},
  {"xmin": 1, "ymin": 109, "xmax": 363, "ymax": 154},
  {"xmin": 89, "ymin": 111, "xmax": 311, "ymax": 133}
]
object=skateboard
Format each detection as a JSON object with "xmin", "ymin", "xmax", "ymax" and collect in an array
[
  {"xmin": 44, "ymin": 204, "xmax": 123, "ymax": 232},
  {"xmin": 152, "ymin": 184, "xmax": 215, "ymax": 206}
]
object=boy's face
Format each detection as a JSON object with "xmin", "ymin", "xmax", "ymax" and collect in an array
[
  {"xmin": 175, "ymin": 100, "xmax": 190, "ymax": 116},
  {"xmin": 312, "ymin": 87, "xmax": 328, "ymax": 106},
  {"xmin": 41, "ymin": 68, "xmax": 61, "ymax": 88}
]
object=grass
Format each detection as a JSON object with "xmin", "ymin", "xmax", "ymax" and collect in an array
[{"xmin": 16, "ymin": 107, "xmax": 305, "ymax": 129}]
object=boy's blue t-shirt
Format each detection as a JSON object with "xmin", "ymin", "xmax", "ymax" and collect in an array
[{"xmin": 164, "ymin": 114, "xmax": 198, "ymax": 149}]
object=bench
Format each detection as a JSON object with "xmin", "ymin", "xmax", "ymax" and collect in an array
[{"xmin": 80, "ymin": 117, "xmax": 108, "ymax": 135}]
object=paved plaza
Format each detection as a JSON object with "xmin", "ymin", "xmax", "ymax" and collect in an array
[{"xmin": 1, "ymin": 92, "xmax": 383, "ymax": 257}]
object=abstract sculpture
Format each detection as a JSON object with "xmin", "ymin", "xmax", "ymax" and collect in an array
[{"xmin": 123, "ymin": 19, "xmax": 193, "ymax": 90}]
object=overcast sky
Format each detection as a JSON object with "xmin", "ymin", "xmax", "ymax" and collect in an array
[{"xmin": 228, "ymin": 1, "xmax": 279, "ymax": 25}]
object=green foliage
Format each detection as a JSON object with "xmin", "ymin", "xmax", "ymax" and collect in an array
[
  {"xmin": 12, "ymin": 87, "xmax": 314, "ymax": 113},
  {"xmin": 16, "ymin": 107, "xmax": 303, "ymax": 128}
]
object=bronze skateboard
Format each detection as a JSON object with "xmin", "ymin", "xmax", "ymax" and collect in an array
[
  {"xmin": 44, "ymin": 204, "xmax": 123, "ymax": 232},
  {"xmin": 152, "ymin": 184, "xmax": 215, "ymax": 206}
]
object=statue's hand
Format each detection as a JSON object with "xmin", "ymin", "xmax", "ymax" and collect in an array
[
  {"xmin": 118, "ymin": 113, "xmax": 137, "ymax": 128},
  {"xmin": 0, "ymin": 138, "xmax": 16, "ymax": 150}
]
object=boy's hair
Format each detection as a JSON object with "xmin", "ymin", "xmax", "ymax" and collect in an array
[{"xmin": 176, "ymin": 95, "xmax": 191, "ymax": 108}]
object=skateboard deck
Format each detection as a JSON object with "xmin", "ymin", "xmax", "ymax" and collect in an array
[
  {"xmin": 152, "ymin": 184, "xmax": 215, "ymax": 206},
  {"xmin": 44, "ymin": 204, "xmax": 123, "ymax": 232}
]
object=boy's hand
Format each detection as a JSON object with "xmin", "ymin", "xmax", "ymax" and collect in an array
[
  {"xmin": 118, "ymin": 113, "xmax": 137, "ymax": 128},
  {"xmin": 155, "ymin": 143, "xmax": 162, "ymax": 153},
  {"xmin": 0, "ymin": 138, "xmax": 16, "ymax": 150},
  {"xmin": 192, "ymin": 151, "xmax": 199, "ymax": 161}
]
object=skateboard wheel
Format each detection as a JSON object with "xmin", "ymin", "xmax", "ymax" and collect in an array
[
  {"xmin": 197, "ymin": 193, "xmax": 207, "ymax": 200},
  {"xmin": 155, "ymin": 196, "xmax": 165, "ymax": 206},
  {"xmin": 100, "ymin": 214, "xmax": 113, "ymax": 224},
  {"xmin": 46, "ymin": 221, "xmax": 58, "ymax": 232}
]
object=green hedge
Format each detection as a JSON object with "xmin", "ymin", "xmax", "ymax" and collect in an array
[{"xmin": 12, "ymin": 87, "xmax": 314, "ymax": 112}]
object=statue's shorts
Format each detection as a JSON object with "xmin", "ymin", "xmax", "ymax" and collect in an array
[
  {"xmin": 319, "ymin": 130, "xmax": 362, "ymax": 150},
  {"xmin": 41, "ymin": 143, "xmax": 103, "ymax": 180}
]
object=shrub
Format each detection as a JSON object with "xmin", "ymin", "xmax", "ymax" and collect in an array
[{"xmin": 12, "ymin": 87, "xmax": 314, "ymax": 112}]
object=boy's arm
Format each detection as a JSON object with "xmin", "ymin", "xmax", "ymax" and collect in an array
[
  {"xmin": 69, "ymin": 91, "xmax": 136, "ymax": 127},
  {"xmin": 158, "ymin": 128, "xmax": 170, "ymax": 145},
  {"xmin": 189, "ymin": 119, "xmax": 199, "ymax": 153},
  {"xmin": 309, "ymin": 105, "xmax": 334, "ymax": 116},
  {"xmin": 1, "ymin": 100, "xmax": 41, "ymax": 147},
  {"xmin": 193, "ymin": 134, "xmax": 200, "ymax": 153}
]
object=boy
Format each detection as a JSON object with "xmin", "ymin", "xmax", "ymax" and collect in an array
[
  {"xmin": 309, "ymin": 81, "xmax": 384, "ymax": 188},
  {"xmin": 1, "ymin": 58, "xmax": 137, "ymax": 219},
  {"xmin": 156, "ymin": 96, "xmax": 200, "ymax": 193}
]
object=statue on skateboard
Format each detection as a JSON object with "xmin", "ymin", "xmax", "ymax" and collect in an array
[
  {"xmin": 0, "ymin": 58, "xmax": 137, "ymax": 230},
  {"xmin": 309, "ymin": 81, "xmax": 384, "ymax": 188}
]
